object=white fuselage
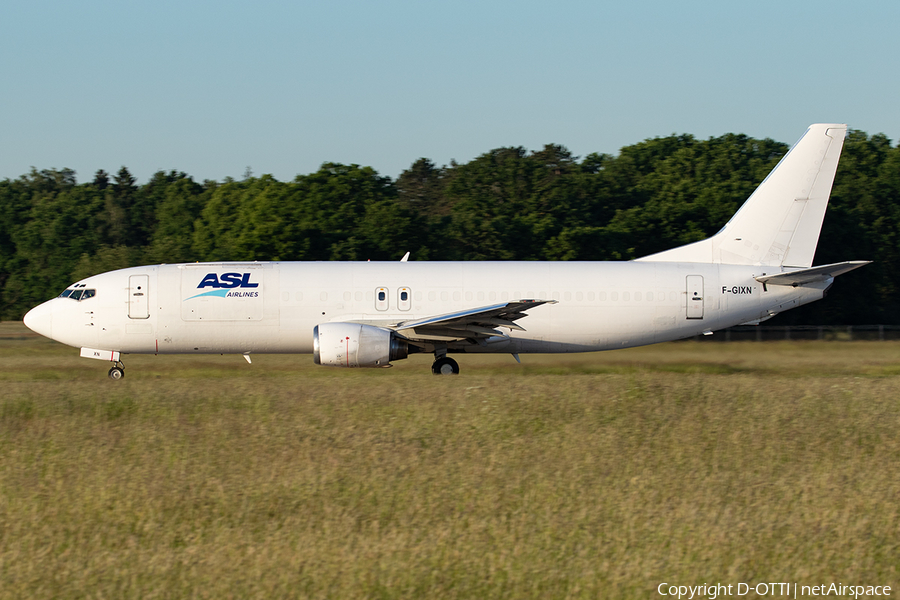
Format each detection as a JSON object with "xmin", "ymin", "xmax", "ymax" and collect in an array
[{"xmin": 26, "ymin": 261, "xmax": 827, "ymax": 357}]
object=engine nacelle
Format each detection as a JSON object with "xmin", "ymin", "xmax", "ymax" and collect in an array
[{"xmin": 313, "ymin": 322, "xmax": 409, "ymax": 368}]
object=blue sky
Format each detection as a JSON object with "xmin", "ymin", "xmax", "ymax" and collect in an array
[{"xmin": 2, "ymin": 0, "xmax": 897, "ymax": 183}]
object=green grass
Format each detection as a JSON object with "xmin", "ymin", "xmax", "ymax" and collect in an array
[{"xmin": 0, "ymin": 322, "xmax": 898, "ymax": 598}]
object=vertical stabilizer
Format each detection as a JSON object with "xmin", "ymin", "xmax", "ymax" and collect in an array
[{"xmin": 637, "ymin": 124, "xmax": 847, "ymax": 267}]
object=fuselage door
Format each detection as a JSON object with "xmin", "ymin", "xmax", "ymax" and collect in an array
[
  {"xmin": 686, "ymin": 275, "xmax": 704, "ymax": 319},
  {"xmin": 398, "ymin": 287, "xmax": 411, "ymax": 311},
  {"xmin": 129, "ymin": 274, "xmax": 150, "ymax": 319},
  {"xmin": 375, "ymin": 287, "xmax": 389, "ymax": 311}
]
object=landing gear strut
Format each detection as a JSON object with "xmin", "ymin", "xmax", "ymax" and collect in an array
[
  {"xmin": 431, "ymin": 356, "xmax": 460, "ymax": 375},
  {"xmin": 108, "ymin": 361, "xmax": 125, "ymax": 380}
]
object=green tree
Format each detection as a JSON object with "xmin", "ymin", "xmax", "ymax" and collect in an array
[
  {"xmin": 6, "ymin": 174, "xmax": 104, "ymax": 313},
  {"xmin": 1, "ymin": 128, "xmax": 898, "ymax": 324},
  {"xmin": 783, "ymin": 131, "xmax": 900, "ymax": 325},
  {"xmin": 144, "ymin": 174, "xmax": 208, "ymax": 263}
]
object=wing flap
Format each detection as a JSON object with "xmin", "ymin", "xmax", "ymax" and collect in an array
[
  {"xmin": 393, "ymin": 300, "xmax": 556, "ymax": 342},
  {"xmin": 754, "ymin": 261, "xmax": 870, "ymax": 286}
]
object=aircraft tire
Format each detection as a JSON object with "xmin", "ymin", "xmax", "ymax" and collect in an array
[
  {"xmin": 431, "ymin": 357, "xmax": 460, "ymax": 375},
  {"xmin": 108, "ymin": 366, "xmax": 125, "ymax": 380}
]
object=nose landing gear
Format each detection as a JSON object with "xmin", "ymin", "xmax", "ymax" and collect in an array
[{"xmin": 108, "ymin": 361, "xmax": 125, "ymax": 380}]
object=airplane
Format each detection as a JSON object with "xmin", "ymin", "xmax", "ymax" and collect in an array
[{"xmin": 23, "ymin": 124, "xmax": 869, "ymax": 379}]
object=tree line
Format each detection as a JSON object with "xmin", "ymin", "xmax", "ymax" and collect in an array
[{"xmin": 1, "ymin": 129, "xmax": 898, "ymax": 324}]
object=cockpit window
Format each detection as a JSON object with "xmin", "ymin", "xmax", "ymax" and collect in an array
[{"xmin": 58, "ymin": 287, "xmax": 96, "ymax": 300}]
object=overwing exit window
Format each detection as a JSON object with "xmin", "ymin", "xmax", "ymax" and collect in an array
[
  {"xmin": 375, "ymin": 287, "xmax": 389, "ymax": 311},
  {"xmin": 398, "ymin": 287, "xmax": 411, "ymax": 311}
]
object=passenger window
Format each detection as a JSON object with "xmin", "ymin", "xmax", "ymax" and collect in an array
[
  {"xmin": 82, "ymin": 289, "xmax": 96, "ymax": 300},
  {"xmin": 69, "ymin": 290, "xmax": 83, "ymax": 300},
  {"xmin": 378, "ymin": 291, "xmax": 386, "ymax": 301}
]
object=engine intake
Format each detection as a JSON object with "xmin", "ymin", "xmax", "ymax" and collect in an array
[{"xmin": 313, "ymin": 322, "xmax": 408, "ymax": 368}]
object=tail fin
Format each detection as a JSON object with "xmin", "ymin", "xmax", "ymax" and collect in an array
[{"xmin": 637, "ymin": 123, "xmax": 847, "ymax": 267}]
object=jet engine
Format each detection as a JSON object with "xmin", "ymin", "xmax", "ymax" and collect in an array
[{"xmin": 313, "ymin": 322, "xmax": 409, "ymax": 367}]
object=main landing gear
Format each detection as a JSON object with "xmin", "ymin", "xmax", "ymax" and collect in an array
[
  {"xmin": 108, "ymin": 361, "xmax": 125, "ymax": 380},
  {"xmin": 431, "ymin": 356, "xmax": 459, "ymax": 375}
]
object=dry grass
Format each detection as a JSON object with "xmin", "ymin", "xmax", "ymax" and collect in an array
[{"xmin": 0, "ymin": 322, "xmax": 898, "ymax": 598}]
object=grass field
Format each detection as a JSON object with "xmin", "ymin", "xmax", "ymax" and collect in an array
[{"xmin": 1, "ymin": 321, "xmax": 898, "ymax": 599}]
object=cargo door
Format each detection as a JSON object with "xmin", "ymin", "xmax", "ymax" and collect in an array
[
  {"xmin": 129, "ymin": 274, "xmax": 150, "ymax": 319},
  {"xmin": 686, "ymin": 275, "xmax": 704, "ymax": 319}
]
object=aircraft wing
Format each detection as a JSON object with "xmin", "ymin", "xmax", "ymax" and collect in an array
[
  {"xmin": 391, "ymin": 300, "xmax": 556, "ymax": 343},
  {"xmin": 754, "ymin": 261, "xmax": 871, "ymax": 287}
]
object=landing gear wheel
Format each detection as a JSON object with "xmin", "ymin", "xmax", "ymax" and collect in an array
[
  {"xmin": 431, "ymin": 357, "xmax": 460, "ymax": 375},
  {"xmin": 108, "ymin": 366, "xmax": 125, "ymax": 380}
]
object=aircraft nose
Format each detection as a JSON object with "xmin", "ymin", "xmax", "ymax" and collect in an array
[{"xmin": 24, "ymin": 301, "xmax": 53, "ymax": 339}]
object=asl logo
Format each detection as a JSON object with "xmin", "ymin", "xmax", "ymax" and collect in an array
[
  {"xmin": 197, "ymin": 272, "xmax": 259, "ymax": 289},
  {"xmin": 185, "ymin": 272, "xmax": 261, "ymax": 301}
]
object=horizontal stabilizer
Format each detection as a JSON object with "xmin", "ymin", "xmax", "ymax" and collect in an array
[{"xmin": 754, "ymin": 261, "xmax": 870, "ymax": 287}]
